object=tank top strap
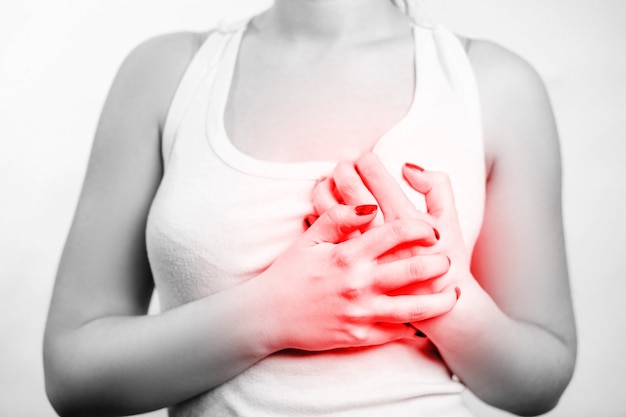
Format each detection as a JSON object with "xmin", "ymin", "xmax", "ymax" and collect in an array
[
  {"xmin": 429, "ymin": 25, "xmax": 483, "ymax": 138},
  {"xmin": 161, "ymin": 20, "xmax": 247, "ymax": 165}
]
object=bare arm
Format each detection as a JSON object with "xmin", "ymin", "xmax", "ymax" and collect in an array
[
  {"xmin": 446, "ymin": 39, "xmax": 577, "ymax": 414},
  {"xmin": 43, "ymin": 32, "xmax": 278, "ymax": 415},
  {"xmin": 312, "ymin": 40, "xmax": 576, "ymax": 416},
  {"xmin": 44, "ymin": 32, "xmax": 458, "ymax": 416},
  {"xmin": 404, "ymin": 41, "xmax": 576, "ymax": 415}
]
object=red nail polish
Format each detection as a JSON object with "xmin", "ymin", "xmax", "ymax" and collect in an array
[
  {"xmin": 404, "ymin": 322, "xmax": 426, "ymax": 338},
  {"xmin": 404, "ymin": 162, "xmax": 424, "ymax": 172},
  {"xmin": 303, "ymin": 214, "xmax": 318, "ymax": 230},
  {"xmin": 455, "ymin": 287, "xmax": 461, "ymax": 300},
  {"xmin": 355, "ymin": 205, "xmax": 378, "ymax": 216},
  {"xmin": 433, "ymin": 228, "xmax": 440, "ymax": 240}
]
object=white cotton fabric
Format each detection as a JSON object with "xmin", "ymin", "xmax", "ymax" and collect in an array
[{"xmin": 147, "ymin": 16, "xmax": 484, "ymax": 417}]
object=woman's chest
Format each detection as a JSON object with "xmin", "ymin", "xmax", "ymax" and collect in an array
[
  {"xmin": 224, "ymin": 38, "xmax": 416, "ymax": 163},
  {"xmin": 148, "ymin": 151, "xmax": 320, "ymax": 306}
]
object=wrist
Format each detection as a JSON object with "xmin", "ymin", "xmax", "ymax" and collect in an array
[
  {"xmin": 418, "ymin": 276, "xmax": 507, "ymax": 348},
  {"xmin": 241, "ymin": 273, "xmax": 288, "ymax": 355}
]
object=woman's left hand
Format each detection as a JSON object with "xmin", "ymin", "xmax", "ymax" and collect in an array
[{"xmin": 312, "ymin": 152, "xmax": 473, "ymax": 298}]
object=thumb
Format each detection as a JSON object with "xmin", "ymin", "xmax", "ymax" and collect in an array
[
  {"xmin": 300, "ymin": 204, "xmax": 378, "ymax": 246},
  {"xmin": 402, "ymin": 164, "xmax": 455, "ymax": 219}
]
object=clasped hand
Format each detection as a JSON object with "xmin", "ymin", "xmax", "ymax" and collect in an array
[
  {"xmin": 314, "ymin": 153, "xmax": 472, "ymax": 293},
  {"xmin": 257, "ymin": 153, "xmax": 467, "ymax": 352}
]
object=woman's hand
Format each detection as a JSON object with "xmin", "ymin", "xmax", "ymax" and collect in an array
[
  {"xmin": 256, "ymin": 202, "xmax": 458, "ymax": 352},
  {"xmin": 313, "ymin": 151, "xmax": 576, "ymax": 414},
  {"xmin": 312, "ymin": 153, "xmax": 472, "ymax": 297}
]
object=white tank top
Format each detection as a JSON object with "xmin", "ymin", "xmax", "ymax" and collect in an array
[{"xmin": 147, "ymin": 17, "xmax": 484, "ymax": 417}]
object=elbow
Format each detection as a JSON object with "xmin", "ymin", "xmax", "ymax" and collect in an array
[
  {"xmin": 44, "ymin": 333, "xmax": 150, "ymax": 417},
  {"xmin": 513, "ymin": 379, "xmax": 573, "ymax": 416},
  {"xmin": 490, "ymin": 386, "xmax": 565, "ymax": 417},
  {"xmin": 44, "ymin": 366, "xmax": 73, "ymax": 416},
  {"xmin": 44, "ymin": 356, "xmax": 99, "ymax": 417},
  {"xmin": 501, "ymin": 359, "xmax": 576, "ymax": 416},
  {"xmin": 506, "ymin": 397, "xmax": 561, "ymax": 417},
  {"xmin": 44, "ymin": 338, "xmax": 91, "ymax": 417},
  {"xmin": 44, "ymin": 346, "xmax": 75, "ymax": 417},
  {"xmin": 481, "ymin": 349, "xmax": 576, "ymax": 417},
  {"xmin": 45, "ymin": 377, "xmax": 77, "ymax": 417}
]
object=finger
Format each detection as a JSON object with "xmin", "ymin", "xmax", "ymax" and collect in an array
[
  {"xmin": 356, "ymin": 322, "xmax": 421, "ymax": 346},
  {"xmin": 332, "ymin": 161, "xmax": 384, "ymax": 229},
  {"xmin": 402, "ymin": 165, "xmax": 457, "ymax": 219},
  {"xmin": 312, "ymin": 177, "xmax": 341, "ymax": 216},
  {"xmin": 355, "ymin": 153, "xmax": 418, "ymax": 221},
  {"xmin": 333, "ymin": 161, "xmax": 377, "ymax": 206},
  {"xmin": 372, "ymin": 254, "xmax": 450, "ymax": 293},
  {"xmin": 300, "ymin": 204, "xmax": 378, "ymax": 247},
  {"xmin": 339, "ymin": 218, "xmax": 439, "ymax": 259},
  {"xmin": 373, "ymin": 287, "xmax": 458, "ymax": 323}
]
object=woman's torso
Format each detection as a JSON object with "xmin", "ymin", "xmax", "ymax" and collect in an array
[{"xmin": 146, "ymin": 16, "xmax": 484, "ymax": 417}]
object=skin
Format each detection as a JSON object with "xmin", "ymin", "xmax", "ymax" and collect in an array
[
  {"xmin": 43, "ymin": 0, "xmax": 576, "ymax": 416},
  {"xmin": 314, "ymin": 153, "xmax": 575, "ymax": 415}
]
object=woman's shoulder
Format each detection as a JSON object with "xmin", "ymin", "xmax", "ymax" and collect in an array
[
  {"xmin": 465, "ymin": 38, "xmax": 546, "ymax": 95},
  {"xmin": 119, "ymin": 31, "xmax": 206, "ymax": 87},
  {"xmin": 464, "ymin": 37, "xmax": 551, "ymax": 131},
  {"xmin": 112, "ymin": 31, "xmax": 209, "ymax": 127},
  {"xmin": 126, "ymin": 31, "xmax": 214, "ymax": 71},
  {"xmin": 437, "ymin": 31, "xmax": 548, "ymax": 116},
  {"xmin": 463, "ymin": 37, "xmax": 557, "ymax": 172}
]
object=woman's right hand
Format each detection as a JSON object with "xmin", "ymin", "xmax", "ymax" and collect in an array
[{"xmin": 256, "ymin": 203, "xmax": 458, "ymax": 352}]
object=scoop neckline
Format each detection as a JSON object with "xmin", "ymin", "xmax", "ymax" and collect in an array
[{"xmin": 206, "ymin": 21, "xmax": 432, "ymax": 180}]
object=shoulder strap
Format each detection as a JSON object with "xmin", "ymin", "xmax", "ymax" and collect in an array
[
  {"xmin": 160, "ymin": 27, "xmax": 236, "ymax": 165},
  {"xmin": 431, "ymin": 27, "xmax": 483, "ymax": 138}
]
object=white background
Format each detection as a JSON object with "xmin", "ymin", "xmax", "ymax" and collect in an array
[{"xmin": 1, "ymin": 1, "xmax": 624, "ymax": 416}]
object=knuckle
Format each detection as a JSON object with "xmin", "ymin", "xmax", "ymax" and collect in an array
[
  {"xmin": 325, "ymin": 206, "xmax": 343, "ymax": 228},
  {"xmin": 408, "ymin": 303, "xmax": 428, "ymax": 322},
  {"xmin": 337, "ymin": 177, "xmax": 361, "ymax": 198},
  {"xmin": 390, "ymin": 219, "xmax": 411, "ymax": 240},
  {"xmin": 348, "ymin": 326, "xmax": 370, "ymax": 344},
  {"xmin": 322, "ymin": 206, "xmax": 342, "ymax": 228},
  {"xmin": 341, "ymin": 284, "xmax": 366, "ymax": 301},
  {"xmin": 340, "ymin": 273, "xmax": 371, "ymax": 301},
  {"xmin": 355, "ymin": 156, "xmax": 378, "ymax": 178},
  {"xmin": 407, "ymin": 259, "xmax": 425, "ymax": 279},
  {"xmin": 344, "ymin": 306, "xmax": 370, "ymax": 324},
  {"xmin": 332, "ymin": 248, "xmax": 353, "ymax": 269}
]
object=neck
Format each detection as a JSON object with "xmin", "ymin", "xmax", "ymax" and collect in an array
[{"xmin": 258, "ymin": 0, "xmax": 409, "ymax": 43}]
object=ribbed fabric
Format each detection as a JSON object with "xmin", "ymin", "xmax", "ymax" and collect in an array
[{"xmin": 147, "ymin": 17, "xmax": 484, "ymax": 417}]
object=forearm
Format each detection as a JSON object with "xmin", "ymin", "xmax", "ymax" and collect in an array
[
  {"xmin": 421, "ymin": 281, "xmax": 576, "ymax": 416},
  {"xmin": 44, "ymin": 278, "xmax": 274, "ymax": 417}
]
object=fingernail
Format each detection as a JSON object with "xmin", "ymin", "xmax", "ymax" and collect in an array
[
  {"xmin": 433, "ymin": 228, "xmax": 440, "ymax": 240},
  {"xmin": 404, "ymin": 322, "xmax": 426, "ymax": 338},
  {"xmin": 303, "ymin": 214, "xmax": 318, "ymax": 230},
  {"xmin": 355, "ymin": 205, "xmax": 378, "ymax": 216},
  {"xmin": 455, "ymin": 287, "xmax": 461, "ymax": 300},
  {"xmin": 404, "ymin": 162, "xmax": 424, "ymax": 172}
]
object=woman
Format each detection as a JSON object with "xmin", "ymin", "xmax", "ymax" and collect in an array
[{"xmin": 43, "ymin": 0, "xmax": 577, "ymax": 416}]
